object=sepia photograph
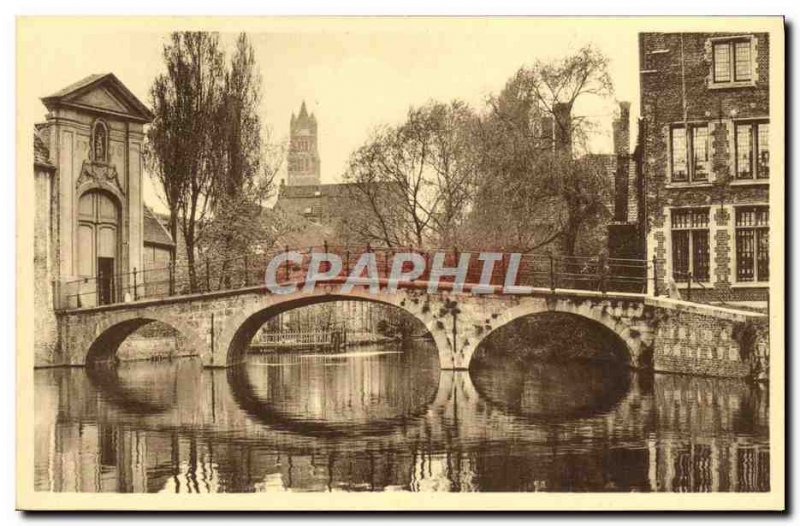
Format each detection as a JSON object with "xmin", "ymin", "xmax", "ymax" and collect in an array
[{"xmin": 14, "ymin": 15, "xmax": 784, "ymax": 511}]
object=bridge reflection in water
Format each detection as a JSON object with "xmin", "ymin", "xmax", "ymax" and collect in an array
[{"xmin": 34, "ymin": 340, "xmax": 769, "ymax": 493}]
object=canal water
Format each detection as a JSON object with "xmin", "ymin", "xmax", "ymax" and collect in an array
[{"xmin": 34, "ymin": 339, "xmax": 770, "ymax": 493}]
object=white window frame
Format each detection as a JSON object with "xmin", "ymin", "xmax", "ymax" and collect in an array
[
  {"xmin": 669, "ymin": 123, "xmax": 711, "ymax": 184},
  {"xmin": 708, "ymin": 35, "xmax": 758, "ymax": 89}
]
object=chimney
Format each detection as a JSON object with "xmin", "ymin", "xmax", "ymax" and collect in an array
[
  {"xmin": 613, "ymin": 101, "xmax": 631, "ymax": 156},
  {"xmin": 553, "ymin": 103, "xmax": 572, "ymax": 154},
  {"xmin": 612, "ymin": 102, "xmax": 632, "ymax": 223}
]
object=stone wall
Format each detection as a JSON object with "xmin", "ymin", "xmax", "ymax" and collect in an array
[
  {"xmin": 52, "ymin": 285, "xmax": 766, "ymax": 379},
  {"xmin": 648, "ymin": 299, "xmax": 765, "ymax": 378},
  {"xmin": 34, "ymin": 165, "xmax": 60, "ymax": 365}
]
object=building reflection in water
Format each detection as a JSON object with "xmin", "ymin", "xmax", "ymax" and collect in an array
[{"xmin": 34, "ymin": 340, "xmax": 770, "ymax": 493}]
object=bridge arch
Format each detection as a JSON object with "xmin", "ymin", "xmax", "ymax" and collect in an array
[
  {"xmin": 85, "ymin": 313, "xmax": 207, "ymax": 365},
  {"xmin": 465, "ymin": 297, "xmax": 646, "ymax": 370},
  {"xmin": 215, "ymin": 287, "xmax": 451, "ymax": 367}
]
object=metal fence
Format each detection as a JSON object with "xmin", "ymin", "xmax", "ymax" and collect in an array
[{"xmin": 57, "ymin": 244, "xmax": 656, "ymax": 311}]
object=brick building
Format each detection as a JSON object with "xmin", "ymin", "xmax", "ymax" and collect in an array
[{"xmin": 634, "ymin": 32, "xmax": 771, "ymax": 310}]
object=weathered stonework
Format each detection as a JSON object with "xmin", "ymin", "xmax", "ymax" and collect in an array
[
  {"xmin": 653, "ymin": 307, "xmax": 747, "ymax": 377},
  {"xmin": 53, "ymin": 284, "xmax": 765, "ymax": 378},
  {"xmin": 34, "ymin": 132, "xmax": 59, "ymax": 366},
  {"xmin": 33, "ymin": 74, "xmax": 155, "ymax": 359}
]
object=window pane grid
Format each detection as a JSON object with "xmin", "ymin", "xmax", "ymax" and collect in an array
[
  {"xmin": 736, "ymin": 124, "xmax": 753, "ymax": 179},
  {"xmin": 672, "ymin": 231, "xmax": 689, "ymax": 278},
  {"xmin": 692, "ymin": 126, "xmax": 709, "ymax": 180},
  {"xmin": 713, "ymin": 43, "xmax": 731, "ymax": 82},
  {"xmin": 671, "ymin": 208, "xmax": 710, "ymax": 282},
  {"xmin": 757, "ymin": 229, "xmax": 769, "ymax": 281},
  {"xmin": 757, "ymin": 123, "xmax": 769, "ymax": 178},
  {"xmin": 734, "ymin": 41, "xmax": 752, "ymax": 81},
  {"xmin": 672, "ymin": 209, "xmax": 709, "ymax": 229},
  {"xmin": 712, "ymin": 38, "xmax": 752, "ymax": 85},
  {"xmin": 736, "ymin": 206, "xmax": 769, "ymax": 282},
  {"xmin": 692, "ymin": 230, "xmax": 710, "ymax": 281},
  {"xmin": 671, "ymin": 127, "xmax": 687, "ymax": 181},
  {"xmin": 671, "ymin": 125, "xmax": 711, "ymax": 183},
  {"xmin": 736, "ymin": 229, "xmax": 756, "ymax": 281}
]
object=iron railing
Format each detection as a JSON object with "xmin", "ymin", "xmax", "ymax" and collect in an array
[{"xmin": 57, "ymin": 244, "xmax": 658, "ymax": 311}]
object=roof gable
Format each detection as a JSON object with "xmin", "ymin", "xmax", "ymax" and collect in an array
[
  {"xmin": 42, "ymin": 73, "xmax": 154, "ymax": 123},
  {"xmin": 143, "ymin": 206, "xmax": 175, "ymax": 247}
]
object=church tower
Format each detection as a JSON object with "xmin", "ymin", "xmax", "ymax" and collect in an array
[{"xmin": 287, "ymin": 101, "xmax": 321, "ymax": 186}]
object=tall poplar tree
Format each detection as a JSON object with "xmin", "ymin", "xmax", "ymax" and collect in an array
[{"xmin": 145, "ymin": 31, "xmax": 225, "ymax": 290}]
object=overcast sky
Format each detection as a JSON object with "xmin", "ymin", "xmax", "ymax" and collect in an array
[{"xmin": 22, "ymin": 19, "xmax": 640, "ymax": 212}]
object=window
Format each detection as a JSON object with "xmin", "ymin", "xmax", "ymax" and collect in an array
[
  {"xmin": 736, "ymin": 206, "xmax": 769, "ymax": 282},
  {"xmin": 734, "ymin": 41, "xmax": 752, "ymax": 81},
  {"xmin": 713, "ymin": 43, "xmax": 731, "ymax": 82},
  {"xmin": 671, "ymin": 208, "xmax": 710, "ymax": 282},
  {"xmin": 735, "ymin": 121, "xmax": 769, "ymax": 180},
  {"xmin": 671, "ymin": 125, "xmax": 709, "ymax": 182},
  {"xmin": 294, "ymin": 138, "xmax": 310, "ymax": 152},
  {"xmin": 671, "ymin": 127, "xmax": 687, "ymax": 181},
  {"xmin": 712, "ymin": 38, "xmax": 754, "ymax": 85}
]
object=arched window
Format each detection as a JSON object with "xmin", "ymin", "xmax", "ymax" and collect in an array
[
  {"xmin": 78, "ymin": 190, "xmax": 119, "ymax": 304},
  {"xmin": 92, "ymin": 119, "xmax": 109, "ymax": 163}
]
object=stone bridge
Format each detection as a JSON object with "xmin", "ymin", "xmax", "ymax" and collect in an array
[{"xmin": 52, "ymin": 281, "xmax": 767, "ymax": 378}]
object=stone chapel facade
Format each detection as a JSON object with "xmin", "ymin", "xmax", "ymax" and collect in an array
[{"xmin": 33, "ymin": 73, "xmax": 154, "ymax": 365}]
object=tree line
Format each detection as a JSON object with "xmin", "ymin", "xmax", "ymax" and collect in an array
[
  {"xmin": 340, "ymin": 45, "xmax": 616, "ymax": 257},
  {"xmin": 145, "ymin": 33, "xmax": 618, "ymax": 293}
]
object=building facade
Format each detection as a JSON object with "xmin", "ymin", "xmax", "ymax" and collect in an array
[
  {"xmin": 286, "ymin": 101, "xmax": 321, "ymax": 186},
  {"xmin": 638, "ymin": 32, "xmax": 770, "ymax": 309},
  {"xmin": 33, "ymin": 73, "xmax": 155, "ymax": 364}
]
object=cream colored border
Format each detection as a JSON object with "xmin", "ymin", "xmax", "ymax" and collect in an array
[{"xmin": 16, "ymin": 16, "xmax": 785, "ymax": 511}]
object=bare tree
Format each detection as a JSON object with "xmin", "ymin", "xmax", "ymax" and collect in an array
[
  {"xmin": 342, "ymin": 101, "xmax": 477, "ymax": 248},
  {"xmin": 514, "ymin": 44, "xmax": 614, "ymax": 153}
]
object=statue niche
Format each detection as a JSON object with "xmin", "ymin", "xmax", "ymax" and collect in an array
[
  {"xmin": 93, "ymin": 120, "xmax": 107, "ymax": 163},
  {"xmin": 77, "ymin": 119, "xmax": 123, "ymax": 195}
]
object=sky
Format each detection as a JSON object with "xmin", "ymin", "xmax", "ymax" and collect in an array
[{"xmin": 20, "ymin": 18, "xmax": 640, "ymax": 213}]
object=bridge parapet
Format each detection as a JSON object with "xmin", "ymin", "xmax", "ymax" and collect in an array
[
  {"xmin": 56, "ymin": 245, "xmax": 652, "ymax": 311},
  {"xmin": 644, "ymin": 296, "xmax": 768, "ymax": 378},
  {"xmin": 52, "ymin": 277, "xmax": 768, "ymax": 380}
]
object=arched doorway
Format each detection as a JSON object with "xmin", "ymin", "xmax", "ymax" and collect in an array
[{"xmin": 77, "ymin": 190, "xmax": 119, "ymax": 305}]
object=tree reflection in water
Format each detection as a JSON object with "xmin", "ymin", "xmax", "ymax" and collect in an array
[
  {"xmin": 227, "ymin": 341, "xmax": 440, "ymax": 437},
  {"xmin": 34, "ymin": 333, "xmax": 770, "ymax": 493}
]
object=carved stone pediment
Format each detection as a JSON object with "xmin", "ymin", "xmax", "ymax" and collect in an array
[{"xmin": 77, "ymin": 160, "xmax": 124, "ymax": 195}]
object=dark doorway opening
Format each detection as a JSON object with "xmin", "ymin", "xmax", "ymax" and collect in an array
[{"xmin": 97, "ymin": 257, "xmax": 115, "ymax": 305}]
